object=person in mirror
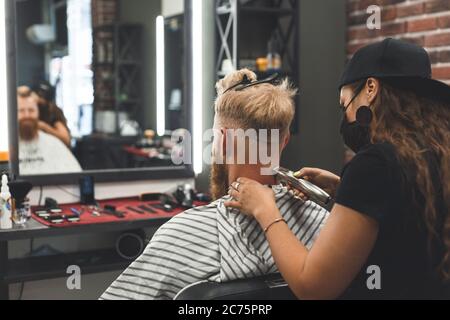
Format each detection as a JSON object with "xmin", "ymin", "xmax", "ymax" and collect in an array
[
  {"xmin": 31, "ymin": 80, "xmax": 71, "ymax": 147},
  {"xmin": 226, "ymin": 38, "xmax": 450, "ymax": 299},
  {"xmin": 17, "ymin": 86, "xmax": 82, "ymax": 175},
  {"xmin": 100, "ymin": 69, "xmax": 330, "ymax": 300}
]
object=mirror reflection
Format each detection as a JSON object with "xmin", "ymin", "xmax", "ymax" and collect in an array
[{"xmin": 15, "ymin": 0, "xmax": 187, "ymax": 176}]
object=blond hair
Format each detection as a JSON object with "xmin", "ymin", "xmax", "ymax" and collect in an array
[
  {"xmin": 215, "ymin": 69, "xmax": 296, "ymax": 138},
  {"xmin": 17, "ymin": 86, "xmax": 33, "ymax": 98}
]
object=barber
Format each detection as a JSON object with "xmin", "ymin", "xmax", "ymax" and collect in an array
[
  {"xmin": 225, "ymin": 38, "xmax": 450, "ymax": 299},
  {"xmin": 32, "ymin": 81, "xmax": 71, "ymax": 147}
]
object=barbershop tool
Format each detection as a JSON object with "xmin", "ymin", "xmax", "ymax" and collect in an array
[
  {"xmin": 64, "ymin": 214, "xmax": 81, "ymax": 223},
  {"xmin": 44, "ymin": 213, "xmax": 80, "ymax": 224},
  {"xmin": 127, "ymin": 206, "xmax": 146, "ymax": 215},
  {"xmin": 9, "ymin": 180, "xmax": 33, "ymax": 206},
  {"xmin": 138, "ymin": 205, "xmax": 157, "ymax": 214},
  {"xmin": 70, "ymin": 207, "xmax": 84, "ymax": 217},
  {"xmin": 151, "ymin": 203, "xmax": 173, "ymax": 213},
  {"xmin": 79, "ymin": 176, "xmax": 96, "ymax": 205},
  {"xmin": 102, "ymin": 205, "xmax": 126, "ymax": 218},
  {"xmin": 45, "ymin": 197, "xmax": 59, "ymax": 211},
  {"xmin": 81, "ymin": 205, "xmax": 101, "ymax": 217},
  {"xmin": 273, "ymin": 167, "xmax": 332, "ymax": 207},
  {"xmin": 36, "ymin": 210, "xmax": 50, "ymax": 218},
  {"xmin": 139, "ymin": 193, "xmax": 164, "ymax": 202},
  {"xmin": 91, "ymin": 210, "xmax": 101, "ymax": 217},
  {"xmin": 194, "ymin": 193, "xmax": 212, "ymax": 203},
  {"xmin": 224, "ymin": 73, "xmax": 279, "ymax": 94},
  {"xmin": 159, "ymin": 194, "xmax": 178, "ymax": 212},
  {"xmin": 173, "ymin": 184, "xmax": 195, "ymax": 208},
  {"xmin": 8, "ymin": 179, "xmax": 33, "ymax": 225},
  {"xmin": 45, "ymin": 215, "xmax": 65, "ymax": 224}
]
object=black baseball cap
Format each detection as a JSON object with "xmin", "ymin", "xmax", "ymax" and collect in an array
[
  {"xmin": 32, "ymin": 80, "xmax": 56, "ymax": 102},
  {"xmin": 339, "ymin": 38, "xmax": 450, "ymax": 103}
]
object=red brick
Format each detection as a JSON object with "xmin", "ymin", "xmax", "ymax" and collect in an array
[
  {"xmin": 358, "ymin": 0, "xmax": 384, "ymax": 10},
  {"xmin": 425, "ymin": 32, "xmax": 450, "ymax": 47},
  {"xmin": 348, "ymin": 27, "xmax": 380, "ymax": 41},
  {"xmin": 347, "ymin": 28, "xmax": 365, "ymax": 41},
  {"xmin": 400, "ymin": 35, "xmax": 425, "ymax": 47},
  {"xmin": 348, "ymin": 13, "xmax": 368, "ymax": 26},
  {"xmin": 381, "ymin": 22, "xmax": 406, "ymax": 36},
  {"xmin": 360, "ymin": 0, "xmax": 406, "ymax": 8},
  {"xmin": 432, "ymin": 66, "xmax": 450, "ymax": 79},
  {"xmin": 347, "ymin": 1, "xmax": 360, "ymax": 14},
  {"xmin": 382, "ymin": 6, "xmax": 397, "ymax": 22},
  {"xmin": 407, "ymin": 17, "xmax": 438, "ymax": 32},
  {"xmin": 425, "ymin": 0, "xmax": 450, "ymax": 14},
  {"xmin": 438, "ymin": 50, "xmax": 450, "ymax": 63},
  {"xmin": 428, "ymin": 51, "xmax": 440, "ymax": 64},
  {"xmin": 438, "ymin": 15, "xmax": 450, "ymax": 29},
  {"xmin": 397, "ymin": 2, "xmax": 424, "ymax": 18}
]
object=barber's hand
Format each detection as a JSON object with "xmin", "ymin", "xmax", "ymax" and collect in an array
[
  {"xmin": 294, "ymin": 167, "xmax": 341, "ymax": 199},
  {"xmin": 38, "ymin": 121, "xmax": 53, "ymax": 133},
  {"xmin": 224, "ymin": 178, "xmax": 280, "ymax": 222}
]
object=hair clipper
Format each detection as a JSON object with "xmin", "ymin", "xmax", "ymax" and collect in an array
[{"xmin": 273, "ymin": 167, "xmax": 332, "ymax": 206}]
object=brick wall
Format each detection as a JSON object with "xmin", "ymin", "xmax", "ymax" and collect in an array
[{"xmin": 347, "ymin": 0, "xmax": 450, "ymax": 85}]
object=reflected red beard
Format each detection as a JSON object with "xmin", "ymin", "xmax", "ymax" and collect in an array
[
  {"xmin": 210, "ymin": 162, "xmax": 229, "ymax": 201},
  {"xmin": 19, "ymin": 118, "xmax": 39, "ymax": 141}
]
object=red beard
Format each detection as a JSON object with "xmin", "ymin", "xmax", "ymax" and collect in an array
[
  {"xmin": 19, "ymin": 118, "xmax": 39, "ymax": 141},
  {"xmin": 210, "ymin": 162, "xmax": 229, "ymax": 201}
]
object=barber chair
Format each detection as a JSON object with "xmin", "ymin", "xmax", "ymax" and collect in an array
[{"xmin": 175, "ymin": 273, "xmax": 297, "ymax": 300}]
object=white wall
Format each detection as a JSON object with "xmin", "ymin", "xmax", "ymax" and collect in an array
[{"xmin": 162, "ymin": 0, "xmax": 184, "ymax": 17}]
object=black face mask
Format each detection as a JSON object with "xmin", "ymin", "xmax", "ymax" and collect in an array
[{"xmin": 340, "ymin": 83, "xmax": 373, "ymax": 153}]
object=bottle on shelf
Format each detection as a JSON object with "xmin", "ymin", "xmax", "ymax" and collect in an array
[
  {"xmin": 266, "ymin": 33, "xmax": 282, "ymax": 72},
  {"xmin": 0, "ymin": 174, "xmax": 13, "ymax": 229}
]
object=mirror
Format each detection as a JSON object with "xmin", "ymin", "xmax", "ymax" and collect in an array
[{"xmin": 10, "ymin": 0, "xmax": 192, "ymax": 182}]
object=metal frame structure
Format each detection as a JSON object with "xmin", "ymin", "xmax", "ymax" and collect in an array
[
  {"xmin": 215, "ymin": 0, "xmax": 298, "ymax": 75},
  {"xmin": 215, "ymin": 0, "xmax": 300, "ymax": 131}
]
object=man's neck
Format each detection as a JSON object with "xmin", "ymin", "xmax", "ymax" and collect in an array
[{"xmin": 228, "ymin": 165, "xmax": 277, "ymax": 186}]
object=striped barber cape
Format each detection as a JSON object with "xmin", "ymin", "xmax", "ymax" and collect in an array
[{"xmin": 100, "ymin": 185, "xmax": 329, "ymax": 300}]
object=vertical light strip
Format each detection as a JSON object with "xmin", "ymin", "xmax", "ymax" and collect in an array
[
  {"xmin": 192, "ymin": 0, "xmax": 203, "ymax": 174},
  {"xmin": 156, "ymin": 15, "xmax": 166, "ymax": 137},
  {"xmin": 0, "ymin": 0, "xmax": 8, "ymax": 153}
]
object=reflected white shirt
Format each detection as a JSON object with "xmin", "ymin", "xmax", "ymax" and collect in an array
[{"xmin": 19, "ymin": 131, "xmax": 82, "ymax": 175}]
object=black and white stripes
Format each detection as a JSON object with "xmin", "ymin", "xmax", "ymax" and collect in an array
[{"xmin": 100, "ymin": 185, "xmax": 329, "ymax": 300}]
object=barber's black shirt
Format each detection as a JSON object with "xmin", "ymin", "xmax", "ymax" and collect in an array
[{"xmin": 335, "ymin": 142, "xmax": 447, "ymax": 299}]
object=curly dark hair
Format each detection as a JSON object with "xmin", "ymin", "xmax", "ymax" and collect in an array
[{"xmin": 351, "ymin": 80, "xmax": 450, "ymax": 282}]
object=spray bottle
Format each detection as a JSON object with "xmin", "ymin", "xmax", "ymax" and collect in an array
[{"xmin": 0, "ymin": 174, "xmax": 13, "ymax": 229}]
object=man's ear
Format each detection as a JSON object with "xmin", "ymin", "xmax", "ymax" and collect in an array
[
  {"xmin": 366, "ymin": 78, "xmax": 380, "ymax": 105},
  {"xmin": 281, "ymin": 132, "xmax": 290, "ymax": 152}
]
